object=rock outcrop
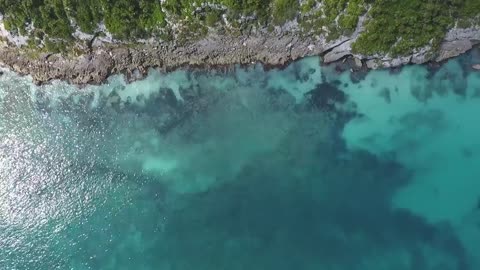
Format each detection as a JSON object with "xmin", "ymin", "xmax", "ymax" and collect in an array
[
  {"xmin": 0, "ymin": 15, "xmax": 479, "ymax": 85},
  {"xmin": 323, "ymin": 27, "xmax": 480, "ymax": 70}
]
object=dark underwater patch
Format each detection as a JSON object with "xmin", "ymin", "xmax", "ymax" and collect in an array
[
  {"xmin": 2, "ymin": 53, "xmax": 479, "ymax": 270},
  {"xmin": 304, "ymin": 82, "xmax": 347, "ymax": 112},
  {"xmin": 160, "ymin": 140, "xmax": 467, "ymax": 270}
]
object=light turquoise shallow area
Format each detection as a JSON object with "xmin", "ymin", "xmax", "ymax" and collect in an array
[{"xmin": 1, "ymin": 51, "xmax": 480, "ymax": 270}]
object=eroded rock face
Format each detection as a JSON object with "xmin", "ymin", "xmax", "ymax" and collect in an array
[
  {"xmin": 444, "ymin": 27, "xmax": 480, "ymax": 42},
  {"xmin": 436, "ymin": 28, "xmax": 480, "ymax": 62},
  {"xmin": 0, "ymin": 15, "xmax": 28, "ymax": 47},
  {"xmin": 437, "ymin": 40, "xmax": 473, "ymax": 62},
  {"xmin": 323, "ymin": 40, "xmax": 354, "ymax": 63},
  {"xmin": 0, "ymin": 22, "xmax": 479, "ymax": 85},
  {"xmin": 0, "ymin": 31, "xmax": 328, "ymax": 85}
]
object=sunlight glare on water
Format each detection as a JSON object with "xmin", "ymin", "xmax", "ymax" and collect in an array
[{"xmin": 1, "ymin": 51, "xmax": 480, "ymax": 269}]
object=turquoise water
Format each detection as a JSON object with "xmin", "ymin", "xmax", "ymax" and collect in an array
[{"xmin": 1, "ymin": 51, "xmax": 480, "ymax": 270}]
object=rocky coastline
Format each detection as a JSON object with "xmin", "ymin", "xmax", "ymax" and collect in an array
[{"xmin": 1, "ymin": 26, "xmax": 480, "ymax": 85}]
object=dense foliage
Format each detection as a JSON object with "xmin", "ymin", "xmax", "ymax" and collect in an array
[
  {"xmin": 0, "ymin": 0, "xmax": 479, "ymax": 56},
  {"xmin": 352, "ymin": 0, "xmax": 464, "ymax": 56},
  {"xmin": 0, "ymin": 0, "xmax": 167, "ymax": 39},
  {"xmin": 272, "ymin": 0, "xmax": 299, "ymax": 25},
  {"xmin": 300, "ymin": 0, "xmax": 366, "ymax": 39}
]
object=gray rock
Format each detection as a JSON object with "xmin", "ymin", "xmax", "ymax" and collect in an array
[
  {"xmin": 323, "ymin": 40, "xmax": 353, "ymax": 63},
  {"xmin": 354, "ymin": 57, "xmax": 363, "ymax": 68},
  {"xmin": 444, "ymin": 28, "xmax": 480, "ymax": 42},
  {"xmin": 380, "ymin": 56, "xmax": 412, "ymax": 68},
  {"xmin": 366, "ymin": 59, "xmax": 380, "ymax": 69},
  {"xmin": 436, "ymin": 39, "xmax": 473, "ymax": 62},
  {"xmin": 1, "ymin": 16, "xmax": 480, "ymax": 85},
  {"xmin": 411, "ymin": 53, "xmax": 429, "ymax": 64}
]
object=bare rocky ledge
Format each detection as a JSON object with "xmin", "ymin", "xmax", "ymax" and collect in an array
[{"xmin": 1, "ymin": 26, "xmax": 480, "ymax": 85}]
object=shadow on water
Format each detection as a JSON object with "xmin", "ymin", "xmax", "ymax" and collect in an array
[
  {"xmin": 162, "ymin": 143, "xmax": 468, "ymax": 269},
  {"xmin": 149, "ymin": 89, "xmax": 468, "ymax": 269}
]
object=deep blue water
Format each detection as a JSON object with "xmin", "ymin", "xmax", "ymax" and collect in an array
[{"xmin": 1, "ymin": 52, "xmax": 480, "ymax": 270}]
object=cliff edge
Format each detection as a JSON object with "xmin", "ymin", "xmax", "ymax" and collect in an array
[{"xmin": 1, "ymin": 0, "xmax": 479, "ymax": 84}]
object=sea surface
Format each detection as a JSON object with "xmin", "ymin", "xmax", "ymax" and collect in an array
[{"xmin": 1, "ymin": 51, "xmax": 480, "ymax": 270}]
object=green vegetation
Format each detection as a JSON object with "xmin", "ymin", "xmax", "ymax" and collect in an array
[
  {"xmin": 0, "ymin": 0, "xmax": 479, "ymax": 56},
  {"xmin": 352, "ymin": 0, "xmax": 463, "ymax": 56},
  {"xmin": 457, "ymin": 0, "xmax": 480, "ymax": 27},
  {"xmin": 299, "ymin": 0, "xmax": 366, "ymax": 39},
  {"xmin": 272, "ymin": 0, "xmax": 299, "ymax": 25},
  {"xmin": 0, "ymin": 0, "xmax": 275, "ymax": 40},
  {"xmin": 65, "ymin": 0, "xmax": 103, "ymax": 34},
  {"xmin": 161, "ymin": 0, "xmax": 272, "ymax": 27},
  {"xmin": 0, "ymin": 0, "xmax": 167, "ymax": 39},
  {"xmin": 338, "ymin": 0, "xmax": 365, "ymax": 31},
  {"xmin": 0, "ymin": 0, "xmax": 72, "ymax": 38}
]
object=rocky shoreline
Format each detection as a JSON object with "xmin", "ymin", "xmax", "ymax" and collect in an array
[{"xmin": 1, "ymin": 26, "xmax": 480, "ymax": 85}]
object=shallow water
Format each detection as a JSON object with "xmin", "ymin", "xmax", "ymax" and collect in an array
[{"xmin": 1, "ymin": 51, "xmax": 480, "ymax": 270}]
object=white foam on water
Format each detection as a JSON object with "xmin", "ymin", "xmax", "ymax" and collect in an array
[
  {"xmin": 121, "ymin": 69, "xmax": 191, "ymax": 103},
  {"xmin": 90, "ymin": 89, "xmax": 101, "ymax": 109},
  {"xmin": 142, "ymin": 155, "xmax": 179, "ymax": 175}
]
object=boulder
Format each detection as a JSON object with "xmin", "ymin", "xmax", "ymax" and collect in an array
[
  {"xmin": 436, "ymin": 40, "xmax": 473, "ymax": 62},
  {"xmin": 354, "ymin": 57, "xmax": 363, "ymax": 68},
  {"xmin": 322, "ymin": 40, "xmax": 353, "ymax": 63},
  {"xmin": 366, "ymin": 59, "xmax": 380, "ymax": 69}
]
